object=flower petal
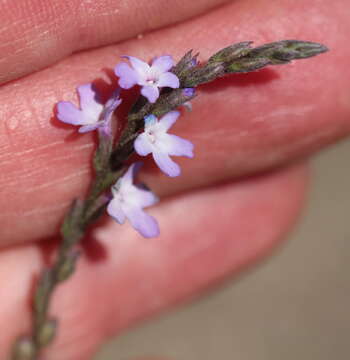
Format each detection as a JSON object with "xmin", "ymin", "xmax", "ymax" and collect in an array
[
  {"xmin": 107, "ymin": 198, "xmax": 126, "ymax": 224},
  {"xmin": 77, "ymin": 84, "xmax": 104, "ymax": 120},
  {"xmin": 134, "ymin": 187, "xmax": 159, "ymax": 208},
  {"xmin": 102, "ymin": 88, "xmax": 122, "ymax": 122},
  {"xmin": 161, "ymin": 134, "xmax": 194, "ymax": 157},
  {"xmin": 141, "ymin": 85, "xmax": 159, "ymax": 103},
  {"xmin": 123, "ymin": 56, "xmax": 150, "ymax": 77},
  {"xmin": 134, "ymin": 133, "xmax": 153, "ymax": 156},
  {"xmin": 157, "ymin": 72, "xmax": 180, "ymax": 88},
  {"xmin": 120, "ymin": 163, "xmax": 136, "ymax": 187},
  {"xmin": 115, "ymin": 62, "xmax": 138, "ymax": 89},
  {"xmin": 119, "ymin": 162, "xmax": 143, "ymax": 189},
  {"xmin": 156, "ymin": 111, "xmax": 179, "ymax": 132},
  {"xmin": 107, "ymin": 162, "xmax": 160, "ymax": 238},
  {"xmin": 78, "ymin": 123, "xmax": 101, "ymax": 133},
  {"xmin": 124, "ymin": 206, "xmax": 160, "ymax": 238},
  {"xmin": 96, "ymin": 88, "xmax": 123, "ymax": 136},
  {"xmin": 99, "ymin": 88, "xmax": 122, "ymax": 132},
  {"xmin": 56, "ymin": 101, "xmax": 86, "ymax": 125},
  {"xmin": 153, "ymin": 151, "xmax": 181, "ymax": 177},
  {"xmin": 78, "ymin": 83, "xmax": 99, "ymax": 108},
  {"xmin": 151, "ymin": 55, "xmax": 174, "ymax": 73}
]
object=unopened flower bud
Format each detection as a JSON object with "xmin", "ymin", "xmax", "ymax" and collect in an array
[
  {"xmin": 226, "ymin": 57, "xmax": 271, "ymax": 73},
  {"xmin": 182, "ymin": 88, "xmax": 195, "ymax": 97},
  {"xmin": 208, "ymin": 41, "xmax": 253, "ymax": 63},
  {"xmin": 267, "ymin": 40, "xmax": 329, "ymax": 61},
  {"xmin": 12, "ymin": 337, "xmax": 36, "ymax": 360},
  {"xmin": 37, "ymin": 319, "xmax": 57, "ymax": 347},
  {"xmin": 172, "ymin": 50, "xmax": 199, "ymax": 80}
]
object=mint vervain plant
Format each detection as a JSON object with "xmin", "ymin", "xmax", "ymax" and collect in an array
[{"xmin": 12, "ymin": 40, "xmax": 328, "ymax": 359}]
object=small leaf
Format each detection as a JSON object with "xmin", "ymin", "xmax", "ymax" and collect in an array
[{"xmin": 37, "ymin": 319, "xmax": 57, "ymax": 347}]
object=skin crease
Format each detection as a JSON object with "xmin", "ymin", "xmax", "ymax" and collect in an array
[{"xmin": 0, "ymin": 0, "xmax": 349, "ymax": 359}]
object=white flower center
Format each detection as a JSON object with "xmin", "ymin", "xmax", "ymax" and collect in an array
[
  {"xmin": 146, "ymin": 78, "xmax": 157, "ymax": 85},
  {"xmin": 118, "ymin": 193, "xmax": 125, "ymax": 203},
  {"xmin": 147, "ymin": 130, "xmax": 157, "ymax": 144},
  {"xmin": 113, "ymin": 185, "xmax": 125, "ymax": 203}
]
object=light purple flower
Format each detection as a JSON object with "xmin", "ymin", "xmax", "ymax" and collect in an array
[
  {"xmin": 107, "ymin": 163, "xmax": 160, "ymax": 238},
  {"xmin": 115, "ymin": 55, "xmax": 180, "ymax": 103},
  {"xmin": 134, "ymin": 111, "xmax": 194, "ymax": 177},
  {"xmin": 57, "ymin": 84, "xmax": 122, "ymax": 133}
]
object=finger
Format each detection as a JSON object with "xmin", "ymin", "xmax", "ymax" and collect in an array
[
  {"xmin": 131, "ymin": 358, "xmax": 168, "ymax": 360},
  {"xmin": 0, "ymin": 0, "xmax": 230, "ymax": 83},
  {"xmin": 1, "ymin": 163, "xmax": 307, "ymax": 360},
  {"xmin": 0, "ymin": 0, "xmax": 349, "ymax": 245}
]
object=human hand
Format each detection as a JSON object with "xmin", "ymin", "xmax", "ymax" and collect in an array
[{"xmin": 0, "ymin": 0, "xmax": 349, "ymax": 359}]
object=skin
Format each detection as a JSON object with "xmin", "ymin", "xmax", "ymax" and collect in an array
[{"xmin": 0, "ymin": 0, "xmax": 349, "ymax": 359}]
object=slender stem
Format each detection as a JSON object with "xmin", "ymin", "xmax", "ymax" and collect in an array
[{"xmin": 12, "ymin": 168, "xmax": 118, "ymax": 359}]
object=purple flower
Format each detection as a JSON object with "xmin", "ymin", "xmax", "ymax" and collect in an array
[
  {"xmin": 57, "ymin": 84, "xmax": 122, "ymax": 133},
  {"xmin": 115, "ymin": 55, "xmax": 180, "ymax": 103},
  {"xmin": 134, "ymin": 111, "xmax": 194, "ymax": 177},
  {"xmin": 107, "ymin": 163, "xmax": 160, "ymax": 238}
]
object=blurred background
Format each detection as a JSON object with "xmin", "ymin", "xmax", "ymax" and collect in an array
[{"xmin": 97, "ymin": 139, "xmax": 350, "ymax": 360}]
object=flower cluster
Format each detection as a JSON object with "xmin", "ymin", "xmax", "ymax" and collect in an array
[{"xmin": 57, "ymin": 55, "xmax": 193, "ymax": 238}]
